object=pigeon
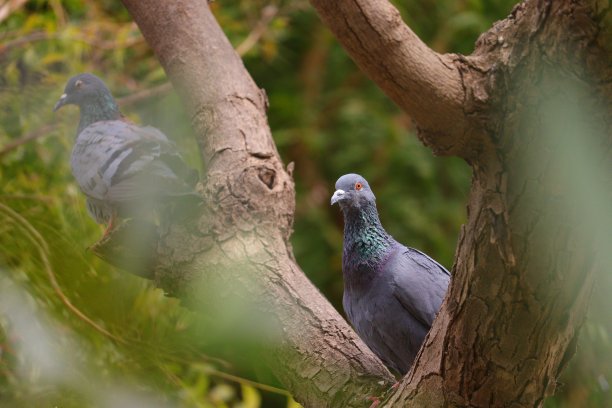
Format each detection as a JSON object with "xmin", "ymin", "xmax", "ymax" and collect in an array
[
  {"xmin": 54, "ymin": 73, "xmax": 199, "ymax": 235},
  {"xmin": 331, "ymin": 173, "xmax": 450, "ymax": 374}
]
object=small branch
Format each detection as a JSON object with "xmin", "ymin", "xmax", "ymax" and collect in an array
[
  {"xmin": 0, "ymin": 31, "xmax": 143, "ymax": 58},
  {"xmin": 0, "ymin": 124, "xmax": 57, "ymax": 158},
  {"xmin": 0, "ymin": 194, "xmax": 55, "ymax": 203},
  {"xmin": 0, "ymin": 31, "xmax": 47, "ymax": 56},
  {"xmin": 116, "ymin": 81, "xmax": 173, "ymax": 106},
  {"xmin": 235, "ymin": 5, "xmax": 279, "ymax": 56},
  {"xmin": 0, "ymin": 0, "xmax": 27, "ymax": 24},
  {"xmin": 204, "ymin": 366, "xmax": 292, "ymax": 396},
  {"xmin": 0, "ymin": 203, "xmax": 126, "ymax": 345},
  {"xmin": 0, "ymin": 85, "xmax": 168, "ymax": 158},
  {"xmin": 308, "ymin": 0, "xmax": 479, "ymax": 158}
]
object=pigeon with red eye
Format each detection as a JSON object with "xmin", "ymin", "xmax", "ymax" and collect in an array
[
  {"xmin": 331, "ymin": 173, "xmax": 450, "ymax": 374},
  {"xmin": 54, "ymin": 73, "xmax": 200, "ymax": 236}
]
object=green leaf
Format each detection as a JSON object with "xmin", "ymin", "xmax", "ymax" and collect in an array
[
  {"xmin": 286, "ymin": 395, "xmax": 303, "ymax": 408},
  {"xmin": 237, "ymin": 384, "xmax": 261, "ymax": 408}
]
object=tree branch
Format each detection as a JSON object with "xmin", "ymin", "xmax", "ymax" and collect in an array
[
  {"xmin": 120, "ymin": 1, "xmax": 394, "ymax": 406},
  {"xmin": 308, "ymin": 0, "xmax": 485, "ymax": 158},
  {"xmin": 235, "ymin": 4, "xmax": 279, "ymax": 57}
]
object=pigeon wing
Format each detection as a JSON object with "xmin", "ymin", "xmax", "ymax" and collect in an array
[
  {"xmin": 386, "ymin": 246, "xmax": 450, "ymax": 328},
  {"xmin": 71, "ymin": 120, "xmax": 197, "ymax": 205}
]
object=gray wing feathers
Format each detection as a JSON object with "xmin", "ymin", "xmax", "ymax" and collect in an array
[
  {"xmin": 71, "ymin": 120, "xmax": 193, "ymax": 204},
  {"xmin": 344, "ymin": 266, "xmax": 434, "ymax": 374},
  {"xmin": 407, "ymin": 247, "xmax": 451, "ymax": 277},
  {"xmin": 387, "ymin": 246, "xmax": 450, "ymax": 328}
]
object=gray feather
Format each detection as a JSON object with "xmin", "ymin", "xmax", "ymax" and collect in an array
[
  {"xmin": 56, "ymin": 73, "xmax": 200, "ymax": 226},
  {"xmin": 71, "ymin": 120, "xmax": 197, "ymax": 223}
]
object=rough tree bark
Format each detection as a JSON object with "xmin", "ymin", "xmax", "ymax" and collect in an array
[{"xmin": 116, "ymin": 0, "xmax": 611, "ymax": 407}]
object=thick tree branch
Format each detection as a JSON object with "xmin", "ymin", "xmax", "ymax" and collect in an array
[
  {"xmin": 308, "ymin": 0, "xmax": 484, "ymax": 158},
  {"xmin": 120, "ymin": 0, "xmax": 394, "ymax": 406}
]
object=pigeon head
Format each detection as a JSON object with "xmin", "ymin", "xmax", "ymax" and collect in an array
[
  {"xmin": 330, "ymin": 173, "xmax": 376, "ymax": 210},
  {"xmin": 54, "ymin": 73, "xmax": 115, "ymax": 112},
  {"xmin": 54, "ymin": 73, "xmax": 121, "ymax": 134},
  {"xmin": 332, "ymin": 173, "xmax": 393, "ymax": 277}
]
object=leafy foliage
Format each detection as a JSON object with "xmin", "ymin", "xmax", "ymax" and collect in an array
[{"xmin": 0, "ymin": 1, "xmax": 609, "ymax": 407}]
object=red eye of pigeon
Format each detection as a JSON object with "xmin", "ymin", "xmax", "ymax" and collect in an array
[{"xmin": 355, "ymin": 182, "xmax": 363, "ymax": 191}]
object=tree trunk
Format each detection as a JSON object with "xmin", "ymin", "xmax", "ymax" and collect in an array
[
  {"xmin": 387, "ymin": 1, "xmax": 610, "ymax": 405},
  {"xmin": 118, "ymin": 0, "xmax": 611, "ymax": 407},
  {"xmin": 119, "ymin": 1, "xmax": 393, "ymax": 407}
]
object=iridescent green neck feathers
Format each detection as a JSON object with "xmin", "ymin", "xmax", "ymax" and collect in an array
[
  {"xmin": 78, "ymin": 93, "xmax": 120, "ymax": 135},
  {"xmin": 342, "ymin": 202, "xmax": 394, "ymax": 272}
]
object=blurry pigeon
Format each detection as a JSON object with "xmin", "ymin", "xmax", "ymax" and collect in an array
[
  {"xmin": 331, "ymin": 173, "xmax": 450, "ymax": 374},
  {"xmin": 54, "ymin": 73, "xmax": 199, "ymax": 235}
]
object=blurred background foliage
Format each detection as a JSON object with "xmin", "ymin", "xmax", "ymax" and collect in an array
[{"xmin": 0, "ymin": 0, "xmax": 609, "ymax": 407}]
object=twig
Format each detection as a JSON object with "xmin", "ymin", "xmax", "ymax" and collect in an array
[
  {"xmin": 0, "ymin": 31, "xmax": 48, "ymax": 56},
  {"xmin": 204, "ymin": 366, "xmax": 291, "ymax": 396},
  {"xmin": 0, "ymin": 0, "xmax": 27, "ymax": 24},
  {"xmin": 116, "ymin": 81, "xmax": 173, "ymax": 106},
  {"xmin": 0, "ymin": 124, "xmax": 58, "ymax": 158},
  {"xmin": 48, "ymin": 0, "xmax": 67, "ymax": 27},
  {"xmin": 0, "ymin": 31, "xmax": 143, "ymax": 58},
  {"xmin": 0, "ymin": 202, "xmax": 127, "ymax": 345},
  {"xmin": 0, "ymin": 85, "xmax": 171, "ymax": 159},
  {"xmin": 161, "ymin": 359, "xmax": 292, "ymax": 397},
  {"xmin": 0, "ymin": 194, "xmax": 56, "ymax": 203},
  {"xmin": 235, "ymin": 5, "xmax": 279, "ymax": 56}
]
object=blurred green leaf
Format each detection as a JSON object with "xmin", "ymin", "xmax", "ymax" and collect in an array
[
  {"xmin": 237, "ymin": 384, "xmax": 261, "ymax": 408},
  {"xmin": 286, "ymin": 396, "xmax": 303, "ymax": 408}
]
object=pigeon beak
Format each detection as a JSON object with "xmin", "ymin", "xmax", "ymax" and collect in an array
[
  {"xmin": 330, "ymin": 189, "xmax": 346, "ymax": 205},
  {"xmin": 53, "ymin": 94, "xmax": 68, "ymax": 112}
]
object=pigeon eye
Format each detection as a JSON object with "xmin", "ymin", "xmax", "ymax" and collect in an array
[
  {"xmin": 355, "ymin": 182, "xmax": 363, "ymax": 191},
  {"xmin": 75, "ymin": 80, "xmax": 83, "ymax": 89}
]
